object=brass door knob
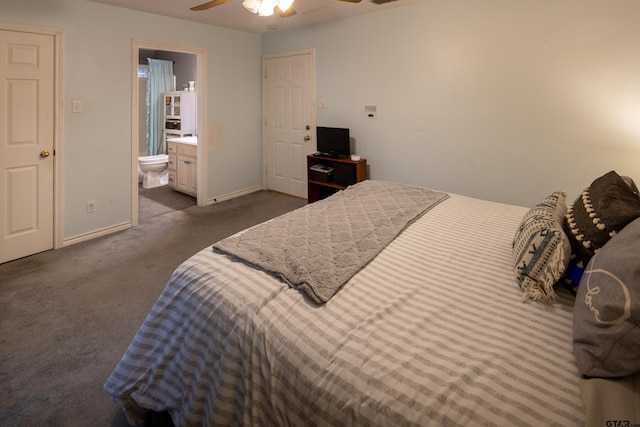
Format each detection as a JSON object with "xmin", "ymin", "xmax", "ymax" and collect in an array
[
  {"xmin": 40, "ymin": 150, "xmax": 50, "ymax": 158},
  {"xmin": 304, "ymin": 135, "xmax": 311, "ymax": 141}
]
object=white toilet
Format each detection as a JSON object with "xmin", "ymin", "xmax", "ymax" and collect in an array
[{"xmin": 138, "ymin": 154, "xmax": 169, "ymax": 189}]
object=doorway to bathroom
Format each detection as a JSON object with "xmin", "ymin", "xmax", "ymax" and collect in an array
[{"xmin": 131, "ymin": 39, "xmax": 206, "ymax": 226}]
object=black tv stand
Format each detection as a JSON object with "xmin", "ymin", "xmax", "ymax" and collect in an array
[{"xmin": 307, "ymin": 155, "xmax": 367, "ymax": 203}]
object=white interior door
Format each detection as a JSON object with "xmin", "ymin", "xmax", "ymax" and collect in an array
[
  {"xmin": 0, "ymin": 29, "xmax": 55, "ymax": 264},
  {"xmin": 264, "ymin": 51, "xmax": 315, "ymax": 199}
]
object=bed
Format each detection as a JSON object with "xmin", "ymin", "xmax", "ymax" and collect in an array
[{"xmin": 104, "ymin": 179, "xmax": 640, "ymax": 426}]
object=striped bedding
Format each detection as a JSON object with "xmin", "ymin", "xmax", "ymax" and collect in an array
[{"xmin": 104, "ymin": 193, "xmax": 585, "ymax": 426}]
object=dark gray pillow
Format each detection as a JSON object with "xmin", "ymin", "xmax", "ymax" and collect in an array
[
  {"xmin": 564, "ymin": 171, "xmax": 640, "ymax": 265},
  {"xmin": 573, "ymin": 217, "xmax": 640, "ymax": 378}
]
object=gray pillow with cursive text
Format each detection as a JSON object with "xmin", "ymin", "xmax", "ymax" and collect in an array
[{"xmin": 573, "ymin": 217, "xmax": 640, "ymax": 378}]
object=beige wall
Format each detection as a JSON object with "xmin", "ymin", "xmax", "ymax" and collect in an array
[
  {"xmin": 264, "ymin": 0, "xmax": 640, "ymax": 206},
  {"xmin": 1, "ymin": 0, "xmax": 263, "ymax": 240},
  {"xmin": 2, "ymin": 0, "xmax": 639, "ymax": 242}
]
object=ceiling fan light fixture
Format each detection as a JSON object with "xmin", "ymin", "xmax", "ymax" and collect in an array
[
  {"xmin": 242, "ymin": 0, "xmax": 260, "ymax": 13},
  {"xmin": 277, "ymin": 0, "xmax": 294, "ymax": 12},
  {"xmin": 242, "ymin": 0, "xmax": 294, "ymax": 16},
  {"xmin": 191, "ymin": 0, "xmax": 296, "ymax": 14},
  {"xmin": 258, "ymin": 1, "xmax": 276, "ymax": 16}
]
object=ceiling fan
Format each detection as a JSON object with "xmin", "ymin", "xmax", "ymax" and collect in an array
[{"xmin": 191, "ymin": 0, "xmax": 362, "ymax": 18}]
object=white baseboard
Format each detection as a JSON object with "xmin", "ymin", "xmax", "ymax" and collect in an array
[
  {"xmin": 62, "ymin": 186, "xmax": 265, "ymax": 246},
  {"xmin": 63, "ymin": 221, "xmax": 132, "ymax": 247},
  {"xmin": 204, "ymin": 185, "xmax": 263, "ymax": 205}
]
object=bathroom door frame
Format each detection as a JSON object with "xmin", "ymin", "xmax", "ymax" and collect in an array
[{"xmin": 130, "ymin": 39, "xmax": 207, "ymax": 226}]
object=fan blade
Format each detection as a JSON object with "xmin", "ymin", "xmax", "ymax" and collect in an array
[
  {"xmin": 302, "ymin": 4, "xmax": 330, "ymax": 14},
  {"xmin": 338, "ymin": 0, "xmax": 362, "ymax": 3},
  {"xmin": 276, "ymin": 5, "xmax": 297, "ymax": 17},
  {"xmin": 190, "ymin": 0, "xmax": 231, "ymax": 11}
]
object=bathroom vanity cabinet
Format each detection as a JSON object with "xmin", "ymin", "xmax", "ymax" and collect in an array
[
  {"xmin": 167, "ymin": 138, "xmax": 197, "ymax": 197},
  {"xmin": 164, "ymin": 91, "xmax": 196, "ymax": 145}
]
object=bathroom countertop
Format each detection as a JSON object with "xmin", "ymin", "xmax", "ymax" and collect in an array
[{"xmin": 167, "ymin": 136, "xmax": 197, "ymax": 145}]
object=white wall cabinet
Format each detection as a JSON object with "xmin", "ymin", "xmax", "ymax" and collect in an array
[
  {"xmin": 167, "ymin": 140, "xmax": 197, "ymax": 197},
  {"xmin": 164, "ymin": 91, "xmax": 196, "ymax": 144}
]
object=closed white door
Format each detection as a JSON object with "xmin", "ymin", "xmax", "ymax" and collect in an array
[
  {"xmin": 264, "ymin": 51, "xmax": 315, "ymax": 199},
  {"xmin": 0, "ymin": 29, "xmax": 55, "ymax": 264}
]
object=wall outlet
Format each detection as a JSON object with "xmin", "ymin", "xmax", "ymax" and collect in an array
[{"xmin": 87, "ymin": 200, "xmax": 96, "ymax": 213}]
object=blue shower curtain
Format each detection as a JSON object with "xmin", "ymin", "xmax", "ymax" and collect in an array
[{"xmin": 146, "ymin": 59, "xmax": 174, "ymax": 156}]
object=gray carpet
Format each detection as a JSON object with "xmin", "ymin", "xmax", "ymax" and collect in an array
[
  {"xmin": 0, "ymin": 187, "xmax": 306, "ymax": 427},
  {"xmin": 138, "ymin": 185, "xmax": 197, "ymax": 220}
]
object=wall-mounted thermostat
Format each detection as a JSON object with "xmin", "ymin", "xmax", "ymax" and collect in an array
[{"xmin": 364, "ymin": 104, "xmax": 378, "ymax": 118}]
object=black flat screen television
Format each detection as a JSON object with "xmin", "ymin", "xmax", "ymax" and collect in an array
[{"xmin": 316, "ymin": 126, "xmax": 350, "ymax": 158}]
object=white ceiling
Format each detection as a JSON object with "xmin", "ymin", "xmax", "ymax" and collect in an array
[{"xmin": 87, "ymin": 0, "xmax": 428, "ymax": 34}]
